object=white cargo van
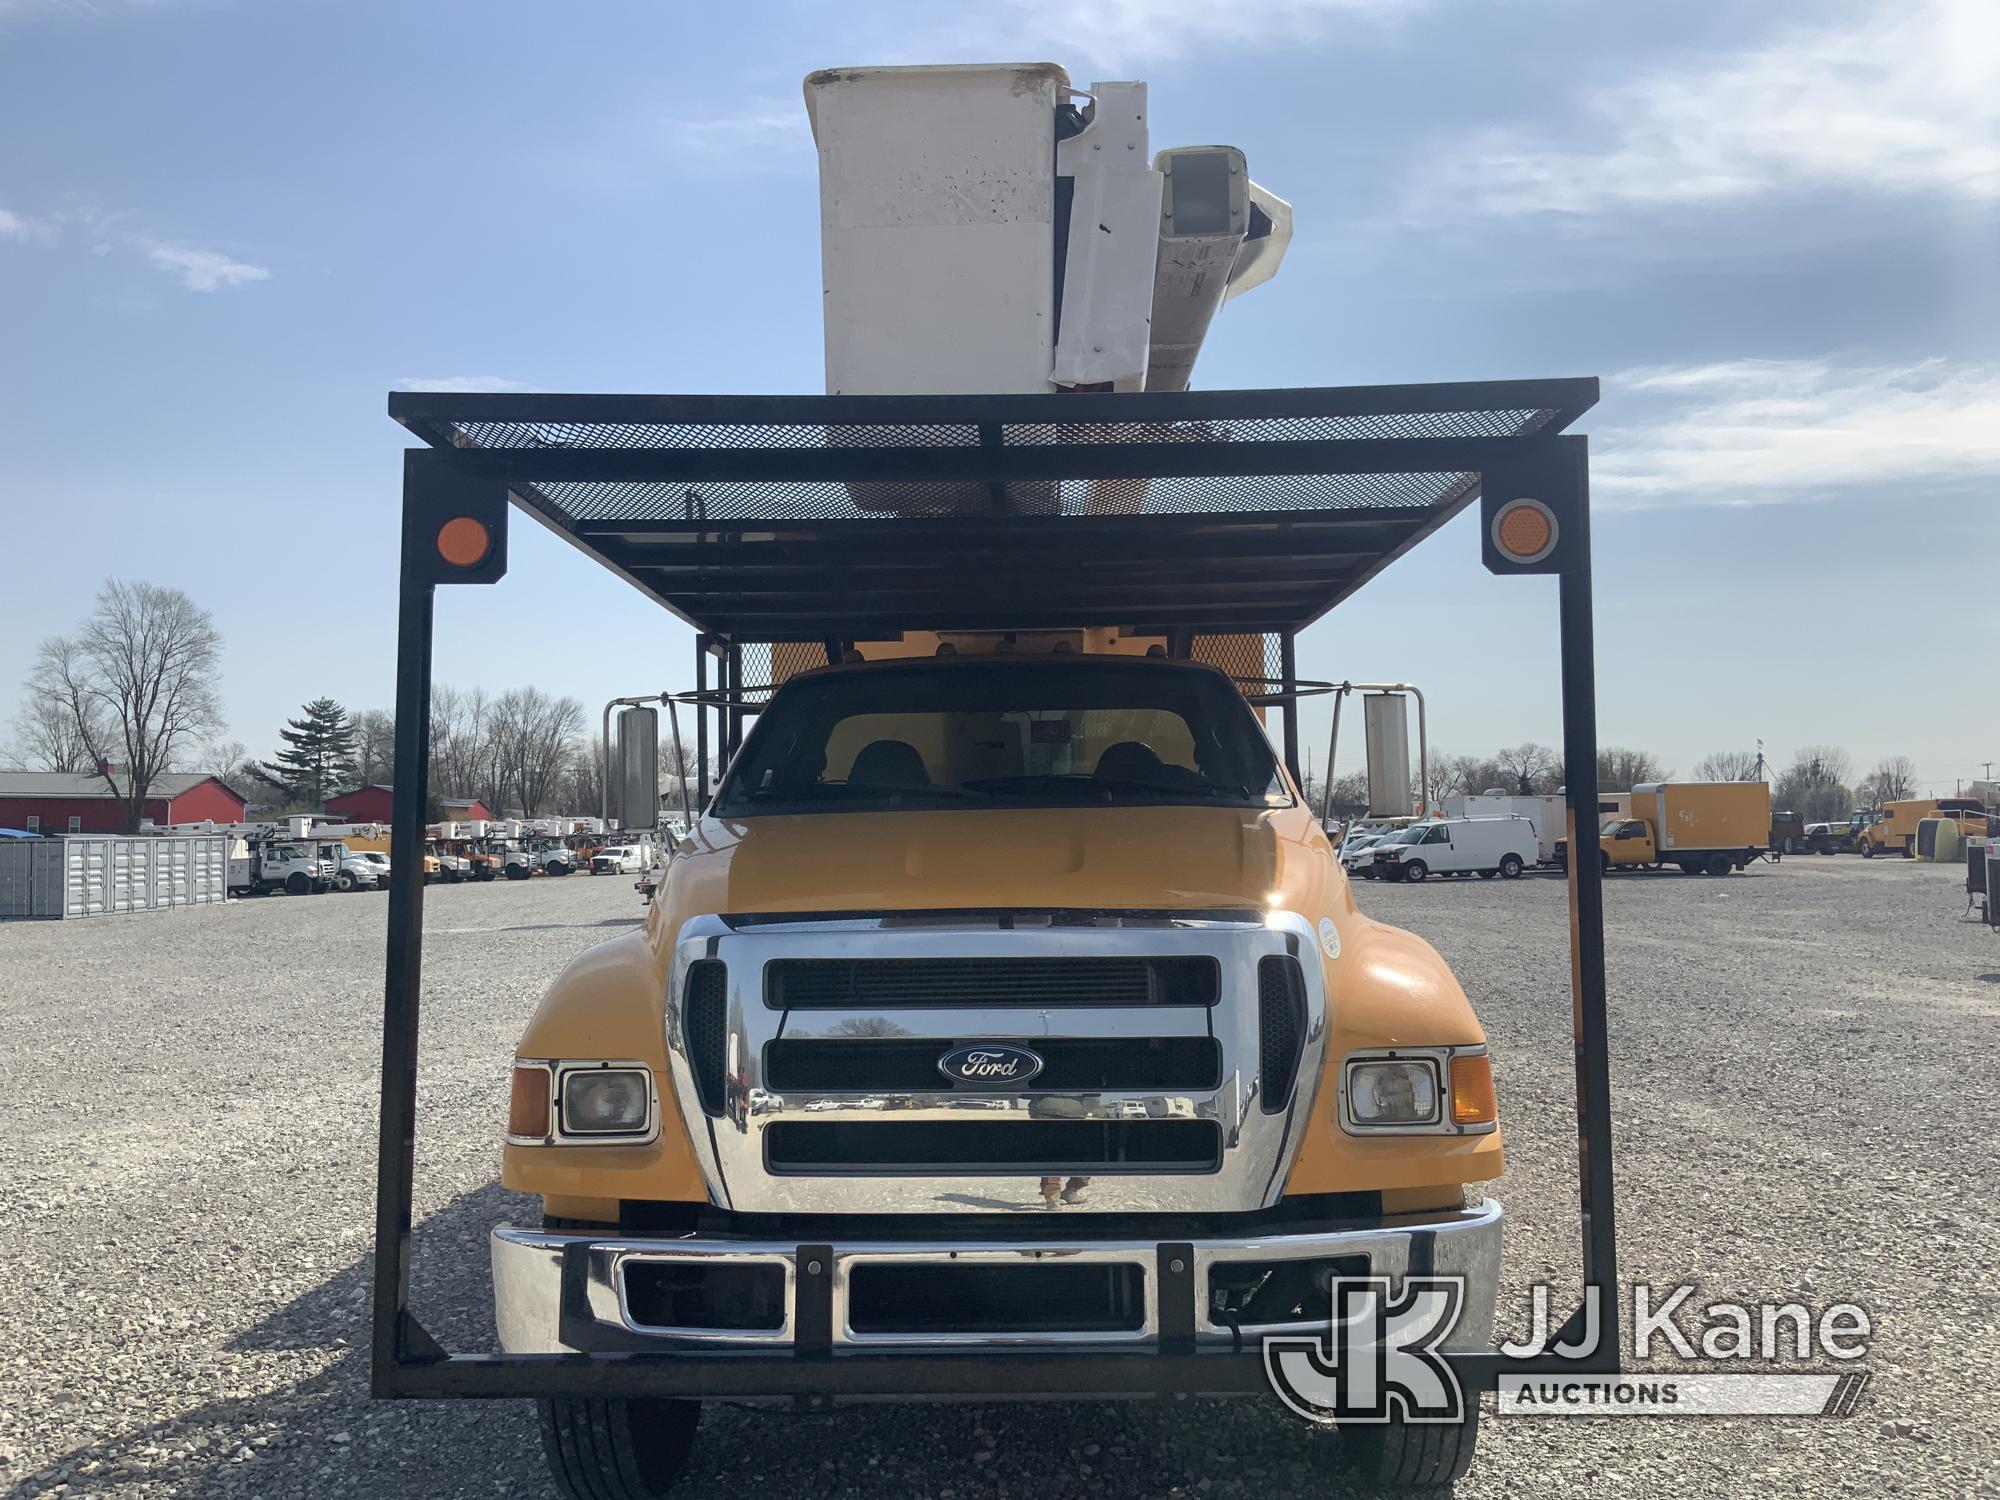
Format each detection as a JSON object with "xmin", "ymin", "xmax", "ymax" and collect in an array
[{"xmin": 1370, "ymin": 816, "xmax": 1537, "ymax": 882}]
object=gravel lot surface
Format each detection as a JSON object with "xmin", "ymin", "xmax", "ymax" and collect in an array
[{"xmin": 2, "ymin": 856, "xmax": 1995, "ymax": 1497}]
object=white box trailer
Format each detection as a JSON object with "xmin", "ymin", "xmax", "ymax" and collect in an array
[
  {"xmin": 1439, "ymin": 791, "xmax": 1565, "ymax": 863},
  {"xmin": 0, "ymin": 833, "xmax": 229, "ymax": 920}
]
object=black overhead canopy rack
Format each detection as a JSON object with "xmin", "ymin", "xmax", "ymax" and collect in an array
[
  {"xmin": 389, "ymin": 379, "xmax": 1598, "ymax": 643},
  {"xmin": 376, "ymin": 378, "xmax": 1621, "ymax": 1405}
]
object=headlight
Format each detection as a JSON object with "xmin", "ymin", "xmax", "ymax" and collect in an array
[
  {"xmin": 1340, "ymin": 1047, "xmax": 1496, "ymax": 1135},
  {"xmin": 558, "ymin": 1065, "xmax": 653, "ymax": 1137},
  {"xmin": 1345, "ymin": 1058, "xmax": 1439, "ymax": 1126}
]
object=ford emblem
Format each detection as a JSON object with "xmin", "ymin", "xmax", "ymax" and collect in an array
[{"xmin": 937, "ymin": 1043, "xmax": 1044, "ymax": 1087}]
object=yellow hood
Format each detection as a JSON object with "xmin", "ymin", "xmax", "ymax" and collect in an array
[{"xmin": 672, "ymin": 805, "xmax": 1307, "ymax": 914}]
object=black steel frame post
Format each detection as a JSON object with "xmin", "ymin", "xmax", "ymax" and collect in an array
[
  {"xmin": 1278, "ymin": 631, "xmax": 1302, "ymax": 790},
  {"xmin": 1555, "ymin": 453, "xmax": 1619, "ymax": 1360},
  {"xmin": 694, "ymin": 636, "xmax": 710, "ymax": 804},
  {"xmin": 373, "ymin": 546, "xmax": 436, "ymax": 1390}
]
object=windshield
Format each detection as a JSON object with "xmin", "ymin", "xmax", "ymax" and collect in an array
[
  {"xmin": 1382, "ymin": 826, "xmax": 1428, "ymax": 845},
  {"xmin": 715, "ymin": 659, "xmax": 1289, "ymax": 816}
]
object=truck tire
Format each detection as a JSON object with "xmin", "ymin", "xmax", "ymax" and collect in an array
[
  {"xmin": 285, "ymin": 872, "xmax": 312, "ymax": 896},
  {"xmin": 334, "ymin": 870, "xmax": 357, "ymax": 893},
  {"xmin": 1336, "ymin": 1407, "xmax": 1480, "ymax": 1489},
  {"xmin": 1598, "ymin": 851, "xmax": 1611, "ymax": 877},
  {"xmin": 1498, "ymin": 854, "xmax": 1524, "ymax": 879},
  {"xmin": 1781, "ymin": 835, "xmax": 1796, "ymax": 855},
  {"xmin": 1705, "ymin": 854, "xmax": 1732, "ymax": 876},
  {"xmin": 1901, "ymin": 839, "xmax": 1913, "ymax": 859},
  {"xmin": 538, "ymin": 1396, "xmax": 701, "ymax": 1500},
  {"xmin": 506, "ymin": 865, "xmax": 531, "ymax": 881},
  {"xmin": 1401, "ymin": 860, "xmax": 1428, "ymax": 883},
  {"xmin": 1860, "ymin": 841, "xmax": 1875, "ymax": 859}
]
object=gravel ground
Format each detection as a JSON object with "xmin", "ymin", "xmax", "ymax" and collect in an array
[{"xmin": 2, "ymin": 856, "xmax": 1995, "ymax": 1497}]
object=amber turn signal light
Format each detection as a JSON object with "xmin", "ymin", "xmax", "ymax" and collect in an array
[
  {"xmin": 1490, "ymin": 498, "xmax": 1557, "ymax": 565},
  {"xmin": 1450, "ymin": 1052, "xmax": 1497, "ymax": 1126},
  {"xmin": 508, "ymin": 1064, "xmax": 551, "ymax": 1138},
  {"xmin": 436, "ymin": 515, "xmax": 493, "ymax": 569}
]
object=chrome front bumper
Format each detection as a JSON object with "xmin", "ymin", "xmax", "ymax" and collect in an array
[{"xmin": 491, "ymin": 1199, "xmax": 1502, "ymax": 1359}]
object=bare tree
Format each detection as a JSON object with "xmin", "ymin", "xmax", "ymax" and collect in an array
[
  {"xmin": 490, "ymin": 687, "xmax": 584, "ymax": 815},
  {"xmin": 6, "ymin": 689, "xmax": 102, "ymax": 772},
  {"xmin": 1775, "ymin": 744, "xmax": 1853, "ymax": 822},
  {"xmin": 560, "ymin": 735, "xmax": 606, "ymax": 816},
  {"xmin": 1693, "ymin": 749, "xmax": 1759, "ymax": 781},
  {"xmin": 1596, "ymin": 746, "xmax": 1668, "ymax": 791},
  {"xmin": 1496, "ymin": 742, "xmax": 1562, "ymax": 796},
  {"xmin": 199, "ymin": 737, "xmax": 256, "ymax": 792},
  {"xmin": 29, "ymin": 580, "xmax": 224, "ymax": 832},
  {"xmin": 353, "ymin": 709, "xmax": 397, "ymax": 786},
  {"xmin": 1871, "ymin": 755, "xmax": 1917, "ymax": 803},
  {"xmin": 429, "ymin": 685, "xmax": 492, "ymax": 804},
  {"xmin": 1855, "ymin": 755, "xmax": 1917, "ymax": 809}
]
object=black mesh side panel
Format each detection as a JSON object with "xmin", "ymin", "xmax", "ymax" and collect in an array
[
  {"xmin": 764, "ymin": 956, "xmax": 1218, "ymax": 1009},
  {"xmin": 1258, "ymin": 956, "xmax": 1308, "ymax": 1114},
  {"xmin": 683, "ymin": 960, "xmax": 728, "ymax": 1116}
]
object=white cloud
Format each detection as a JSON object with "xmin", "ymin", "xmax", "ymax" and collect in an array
[
  {"xmin": 1420, "ymin": 0, "xmax": 1999, "ymax": 218},
  {"xmin": 140, "ymin": 238, "xmax": 269, "ymax": 291},
  {"xmin": 1595, "ymin": 357, "xmax": 2000, "ymax": 507},
  {"xmin": 0, "ymin": 205, "xmax": 56, "ymax": 243},
  {"xmin": 661, "ymin": 96, "xmax": 807, "ymax": 172},
  {"xmin": 396, "ymin": 376, "xmax": 531, "ymax": 393}
]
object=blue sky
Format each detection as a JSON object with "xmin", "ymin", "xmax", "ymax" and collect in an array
[{"xmin": 1, "ymin": 0, "xmax": 1994, "ymax": 793}]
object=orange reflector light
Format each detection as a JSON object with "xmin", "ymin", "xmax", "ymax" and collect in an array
[
  {"xmin": 437, "ymin": 516, "xmax": 493, "ymax": 568},
  {"xmin": 1492, "ymin": 499, "xmax": 1556, "ymax": 563},
  {"xmin": 1450, "ymin": 1052, "xmax": 1498, "ymax": 1126},
  {"xmin": 509, "ymin": 1064, "xmax": 551, "ymax": 1138}
]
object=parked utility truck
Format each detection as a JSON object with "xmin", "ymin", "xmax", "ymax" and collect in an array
[
  {"xmin": 371, "ymin": 59, "xmax": 1619, "ymax": 1500},
  {"xmin": 1858, "ymin": 797, "xmax": 1993, "ymax": 858},
  {"xmin": 1575, "ymin": 780, "xmax": 1772, "ymax": 875},
  {"xmin": 226, "ymin": 836, "xmax": 335, "ymax": 896}
]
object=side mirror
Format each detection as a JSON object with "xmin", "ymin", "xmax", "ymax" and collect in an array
[{"xmin": 615, "ymin": 707, "xmax": 661, "ymax": 831}]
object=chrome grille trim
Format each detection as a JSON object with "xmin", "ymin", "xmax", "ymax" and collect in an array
[{"xmin": 663, "ymin": 911, "xmax": 1330, "ymax": 1215}]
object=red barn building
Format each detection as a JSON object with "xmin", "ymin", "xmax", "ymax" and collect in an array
[
  {"xmin": 0, "ymin": 771, "xmax": 248, "ymax": 834},
  {"xmin": 325, "ymin": 786, "xmax": 494, "ymax": 822}
]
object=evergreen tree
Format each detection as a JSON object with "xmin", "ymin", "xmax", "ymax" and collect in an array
[{"xmin": 257, "ymin": 697, "xmax": 360, "ymax": 809}]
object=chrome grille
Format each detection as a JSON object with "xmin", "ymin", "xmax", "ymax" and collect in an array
[
  {"xmin": 662, "ymin": 912, "xmax": 1328, "ymax": 1215},
  {"xmin": 764, "ymin": 955, "xmax": 1218, "ymax": 1009}
]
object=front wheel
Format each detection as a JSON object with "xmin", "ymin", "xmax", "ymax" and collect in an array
[
  {"xmin": 285, "ymin": 872, "xmax": 311, "ymax": 896},
  {"xmin": 538, "ymin": 1397, "xmax": 700, "ymax": 1500},
  {"xmin": 1598, "ymin": 851, "xmax": 1611, "ymax": 877},
  {"xmin": 1781, "ymin": 835, "xmax": 1796, "ymax": 855},
  {"xmin": 1335, "ymin": 1407, "xmax": 1480, "ymax": 1489},
  {"xmin": 1861, "ymin": 841, "xmax": 1876, "ymax": 859},
  {"xmin": 334, "ymin": 870, "xmax": 357, "ymax": 892},
  {"xmin": 1401, "ymin": 860, "xmax": 1428, "ymax": 883},
  {"xmin": 1498, "ymin": 854, "xmax": 1524, "ymax": 879},
  {"xmin": 1706, "ymin": 853, "xmax": 1733, "ymax": 876}
]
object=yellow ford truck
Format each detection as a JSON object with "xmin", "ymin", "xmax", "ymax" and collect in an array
[
  {"xmin": 368, "ymin": 58, "xmax": 1620, "ymax": 1500},
  {"xmin": 1587, "ymin": 780, "xmax": 1772, "ymax": 875}
]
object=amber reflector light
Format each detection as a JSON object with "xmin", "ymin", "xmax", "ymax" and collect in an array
[
  {"xmin": 509, "ymin": 1065, "xmax": 551, "ymax": 1138},
  {"xmin": 1493, "ymin": 501, "xmax": 1554, "ymax": 561},
  {"xmin": 1450, "ymin": 1053, "xmax": 1497, "ymax": 1125},
  {"xmin": 436, "ymin": 516, "xmax": 492, "ymax": 568}
]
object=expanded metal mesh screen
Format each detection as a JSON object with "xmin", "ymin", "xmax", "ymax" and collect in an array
[{"xmin": 392, "ymin": 384, "xmax": 1594, "ymax": 640}]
